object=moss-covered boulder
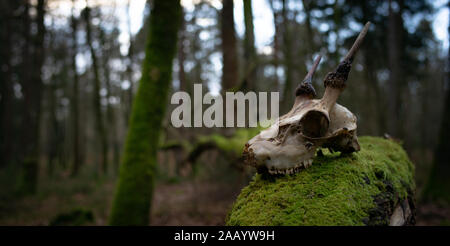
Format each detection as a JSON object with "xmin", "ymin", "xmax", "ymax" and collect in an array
[{"xmin": 226, "ymin": 137, "xmax": 415, "ymax": 226}]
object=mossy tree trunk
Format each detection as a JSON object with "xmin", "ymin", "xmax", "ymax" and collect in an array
[
  {"xmin": 108, "ymin": 0, "xmax": 182, "ymax": 226},
  {"xmin": 226, "ymin": 137, "xmax": 416, "ymax": 226}
]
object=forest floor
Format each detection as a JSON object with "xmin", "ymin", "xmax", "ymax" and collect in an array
[
  {"xmin": 0, "ymin": 163, "xmax": 449, "ymax": 225},
  {"xmin": 150, "ymin": 180, "xmax": 242, "ymax": 225},
  {"xmin": 416, "ymin": 203, "xmax": 450, "ymax": 226},
  {"xmin": 0, "ymin": 177, "xmax": 246, "ymax": 225},
  {"xmin": 0, "ymin": 154, "xmax": 249, "ymax": 226}
]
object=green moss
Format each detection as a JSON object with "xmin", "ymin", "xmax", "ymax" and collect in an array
[
  {"xmin": 198, "ymin": 128, "xmax": 262, "ymax": 156},
  {"xmin": 108, "ymin": 0, "xmax": 181, "ymax": 226},
  {"xmin": 226, "ymin": 137, "xmax": 415, "ymax": 226}
]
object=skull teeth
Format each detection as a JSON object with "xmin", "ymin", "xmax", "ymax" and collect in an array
[
  {"xmin": 268, "ymin": 159, "xmax": 314, "ymax": 176},
  {"xmin": 303, "ymin": 159, "xmax": 313, "ymax": 168}
]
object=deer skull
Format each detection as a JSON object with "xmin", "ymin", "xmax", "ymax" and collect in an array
[{"xmin": 243, "ymin": 22, "xmax": 370, "ymax": 175}]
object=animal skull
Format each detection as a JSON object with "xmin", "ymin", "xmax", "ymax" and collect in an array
[{"xmin": 243, "ymin": 22, "xmax": 370, "ymax": 175}]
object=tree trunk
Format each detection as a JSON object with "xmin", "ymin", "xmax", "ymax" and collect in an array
[
  {"xmin": 125, "ymin": 0, "xmax": 135, "ymax": 125},
  {"xmin": 269, "ymin": 0, "xmax": 280, "ymax": 91},
  {"xmin": 83, "ymin": 3, "xmax": 108, "ymax": 175},
  {"xmin": 46, "ymin": 28, "xmax": 59, "ymax": 176},
  {"xmin": 18, "ymin": 0, "xmax": 46, "ymax": 195},
  {"xmin": 424, "ymin": 2, "xmax": 450, "ymax": 202},
  {"xmin": 387, "ymin": 0, "xmax": 405, "ymax": 139},
  {"xmin": 221, "ymin": 0, "xmax": 238, "ymax": 91},
  {"xmin": 280, "ymin": 0, "xmax": 295, "ymax": 113},
  {"xmin": 70, "ymin": 0, "xmax": 81, "ymax": 177},
  {"xmin": 243, "ymin": 0, "xmax": 257, "ymax": 91},
  {"xmin": 301, "ymin": 0, "xmax": 315, "ymax": 52},
  {"xmin": 190, "ymin": 5, "xmax": 203, "ymax": 92},
  {"xmin": 19, "ymin": 1, "xmax": 32, "ymax": 163},
  {"xmin": 99, "ymin": 27, "xmax": 120, "ymax": 174},
  {"xmin": 178, "ymin": 8, "xmax": 188, "ymax": 92},
  {"xmin": 424, "ymin": 75, "xmax": 450, "ymax": 202},
  {"xmin": 359, "ymin": 3, "xmax": 386, "ymax": 136},
  {"xmin": 0, "ymin": 0, "xmax": 14, "ymax": 168},
  {"xmin": 109, "ymin": 0, "xmax": 182, "ymax": 226}
]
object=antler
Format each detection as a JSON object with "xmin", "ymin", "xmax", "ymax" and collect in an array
[
  {"xmin": 295, "ymin": 55, "xmax": 322, "ymax": 99},
  {"xmin": 344, "ymin": 21, "xmax": 371, "ymax": 62},
  {"xmin": 321, "ymin": 22, "xmax": 371, "ymax": 111},
  {"xmin": 298, "ymin": 22, "xmax": 370, "ymax": 138}
]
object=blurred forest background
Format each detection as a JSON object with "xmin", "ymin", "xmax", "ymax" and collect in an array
[{"xmin": 0, "ymin": 0, "xmax": 449, "ymax": 225}]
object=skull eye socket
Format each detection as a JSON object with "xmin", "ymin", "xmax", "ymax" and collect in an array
[{"xmin": 299, "ymin": 110, "xmax": 329, "ymax": 138}]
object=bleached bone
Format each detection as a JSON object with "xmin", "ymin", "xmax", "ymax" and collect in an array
[{"xmin": 243, "ymin": 22, "xmax": 370, "ymax": 175}]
